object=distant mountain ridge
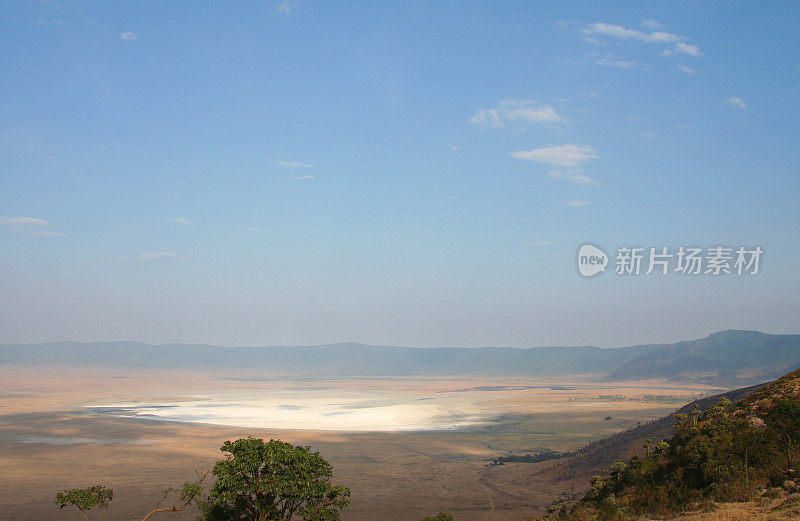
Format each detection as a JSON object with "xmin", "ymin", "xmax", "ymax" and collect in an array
[
  {"xmin": 605, "ymin": 330, "xmax": 800, "ymax": 383},
  {"xmin": 0, "ymin": 330, "xmax": 798, "ymax": 385}
]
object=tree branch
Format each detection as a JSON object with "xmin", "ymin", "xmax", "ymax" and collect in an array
[{"xmin": 139, "ymin": 502, "xmax": 190, "ymax": 521}]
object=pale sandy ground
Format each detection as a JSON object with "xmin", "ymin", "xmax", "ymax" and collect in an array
[{"xmin": 0, "ymin": 367, "xmax": 720, "ymax": 521}]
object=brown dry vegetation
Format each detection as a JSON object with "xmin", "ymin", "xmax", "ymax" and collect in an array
[
  {"xmin": 0, "ymin": 367, "xmax": 715, "ymax": 521},
  {"xmin": 642, "ymin": 492, "xmax": 800, "ymax": 521}
]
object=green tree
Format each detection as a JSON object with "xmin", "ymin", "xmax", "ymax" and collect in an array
[
  {"xmin": 608, "ymin": 460, "xmax": 627, "ymax": 484},
  {"xmin": 55, "ymin": 472, "xmax": 207, "ymax": 521},
  {"xmin": 421, "ymin": 514, "xmax": 454, "ymax": 521},
  {"xmin": 55, "ymin": 485, "xmax": 113, "ymax": 521},
  {"xmin": 203, "ymin": 437, "xmax": 350, "ymax": 521},
  {"xmin": 765, "ymin": 398, "xmax": 800, "ymax": 471},
  {"xmin": 140, "ymin": 470, "xmax": 208, "ymax": 521}
]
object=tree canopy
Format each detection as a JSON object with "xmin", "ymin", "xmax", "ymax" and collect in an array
[
  {"xmin": 203, "ymin": 437, "xmax": 350, "ymax": 521},
  {"xmin": 55, "ymin": 485, "xmax": 113, "ymax": 521}
]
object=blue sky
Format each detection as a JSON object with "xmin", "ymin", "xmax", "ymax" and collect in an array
[{"xmin": 1, "ymin": 1, "xmax": 799, "ymax": 347}]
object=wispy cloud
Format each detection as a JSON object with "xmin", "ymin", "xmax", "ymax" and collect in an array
[
  {"xmin": 287, "ymin": 174, "xmax": 315, "ymax": 180},
  {"xmin": 677, "ymin": 64, "xmax": 695, "ymax": 74},
  {"xmin": 641, "ymin": 19, "xmax": 662, "ymax": 29},
  {"xmin": 171, "ymin": 217, "xmax": 191, "ymax": 225},
  {"xmin": 276, "ymin": 160, "xmax": 315, "ymax": 168},
  {"xmin": 276, "ymin": 1, "xmax": 295, "ymax": 14},
  {"xmin": 0, "ymin": 216, "xmax": 52, "ymax": 228},
  {"xmin": 37, "ymin": 18, "xmax": 67, "ymax": 26},
  {"xmin": 237, "ymin": 225, "xmax": 271, "ymax": 232},
  {"xmin": 0, "ymin": 216, "xmax": 65, "ymax": 236},
  {"xmin": 548, "ymin": 169, "xmax": 598, "ymax": 185},
  {"xmin": 596, "ymin": 56, "xmax": 637, "ymax": 69},
  {"xmin": 511, "ymin": 144, "xmax": 598, "ymax": 167},
  {"xmin": 563, "ymin": 200, "xmax": 591, "ymax": 208},
  {"xmin": 726, "ymin": 96, "xmax": 747, "ymax": 109},
  {"xmin": 470, "ymin": 100, "xmax": 563, "ymax": 128},
  {"xmin": 583, "ymin": 22, "xmax": 701, "ymax": 59},
  {"xmin": 119, "ymin": 31, "xmax": 137, "ymax": 42},
  {"xmin": 662, "ymin": 42, "xmax": 702, "ymax": 57},
  {"xmin": 584, "ymin": 22, "xmax": 684, "ymax": 44},
  {"xmin": 139, "ymin": 251, "xmax": 177, "ymax": 260}
]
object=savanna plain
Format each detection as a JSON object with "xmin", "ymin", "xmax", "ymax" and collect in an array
[{"xmin": 0, "ymin": 367, "xmax": 718, "ymax": 521}]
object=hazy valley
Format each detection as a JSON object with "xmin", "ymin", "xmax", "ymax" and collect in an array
[{"xmin": 2, "ymin": 331, "xmax": 798, "ymax": 520}]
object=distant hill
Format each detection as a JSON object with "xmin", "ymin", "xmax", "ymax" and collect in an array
[
  {"xmin": 606, "ymin": 330, "xmax": 800, "ymax": 384},
  {"xmin": 0, "ymin": 340, "xmax": 655, "ymax": 376},
  {"xmin": 0, "ymin": 330, "xmax": 798, "ymax": 385}
]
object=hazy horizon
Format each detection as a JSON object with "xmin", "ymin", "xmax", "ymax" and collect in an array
[{"xmin": 2, "ymin": 327, "xmax": 799, "ymax": 350}]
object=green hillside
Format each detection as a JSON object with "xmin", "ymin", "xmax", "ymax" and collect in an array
[{"xmin": 539, "ymin": 366, "xmax": 800, "ymax": 521}]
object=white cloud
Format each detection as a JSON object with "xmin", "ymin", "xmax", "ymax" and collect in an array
[
  {"xmin": 584, "ymin": 22, "xmax": 683, "ymax": 44},
  {"xmin": 596, "ymin": 56, "xmax": 637, "ymax": 69},
  {"xmin": 507, "ymin": 105, "xmax": 562, "ymax": 123},
  {"xmin": 450, "ymin": 145, "xmax": 461, "ymax": 151},
  {"xmin": 288, "ymin": 174, "xmax": 315, "ymax": 180},
  {"xmin": 548, "ymin": 169, "xmax": 598, "ymax": 184},
  {"xmin": 563, "ymin": 200, "xmax": 591, "ymax": 208},
  {"xmin": 276, "ymin": 1, "xmax": 295, "ymax": 14},
  {"xmin": 726, "ymin": 96, "xmax": 747, "ymax": 109},
  {"xmin": 646, "ymin": 31, "xmax": 685, "ymax": 44},
  {"xmin": 276, "ymin": 160, "xmax": 315, "ymax": 168},
  {"xmin": 248, "ymin": 227, "xmax": 266, "ymax": 231},
  {"xmin": 511, "ymin": 144, "xmax": 598, "ymax": 167},
  {"xmin": 677, "ymin": 43, "xmax": 701, "ymax": 55},
  {"xmin": 139, "ymin": 251, "xmax": 177, "ymax": 260},
  {"xmin": 641, "ymin": 19, "xmax": 662, "ymax": 29},
  {"xmin": 0, "ymin": 216, "xmax": 65, "ymax": 236},
  {"xmin": 529, "ymin": 240, "xmax": 556, "ymax": 246},
  {"xmin": 662, "ymin": 42, "xmax": 702, "ymax": 56},
  {"xmin": 171, "ymin": 217, "xmax": 191, "ymax": 225},
  {"xmin": 119, "ymin": 32, "xmax": 137, "ymax": 42},
  {"xmin": 37, "ymin": 18, "xmax": 67, "ymax": 26},
  {"xmin": 677, "ymin": 64, "xmax": 695, "ymax": 74},
  {"xmin": 470, "ymin": 108, "xmax": 503, "ymax": 127},
  {"xmin": 470, "ymin": 100, "xmax": 563, "ymax": 128},
  {"xmin": 584, "ymin": 22, "xmax": 701, "ymax": 58},
  {"xmin": 0, "ymin": 216, "xmax": 52, "ymax": 228},
  {"xmin": 555, "ymin": 20, "xmax": 576, "ymax": 31},
  {"xmin": 585, "ymin": 22, "xmax": 646, "ymax": 40}
]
